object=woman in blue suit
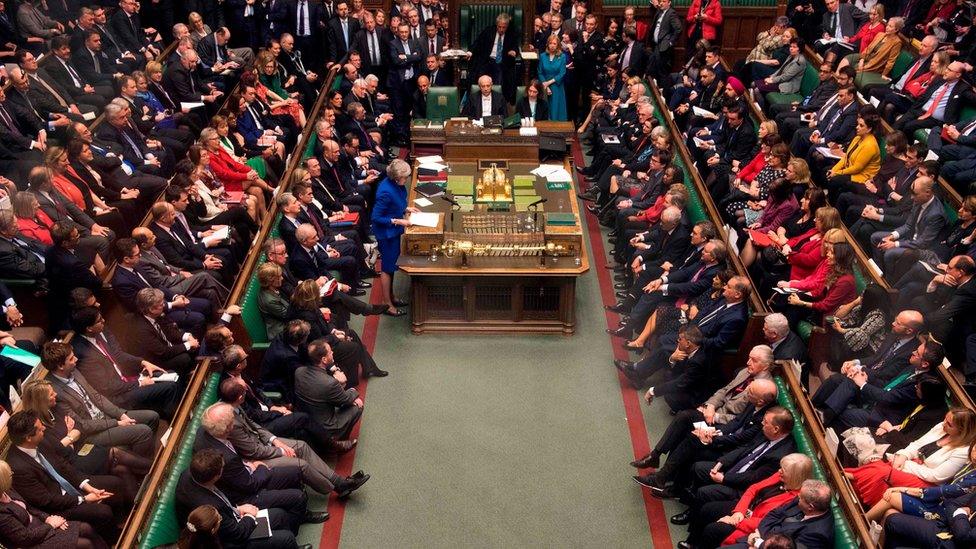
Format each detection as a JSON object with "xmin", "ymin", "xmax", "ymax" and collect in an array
[
  {"xmin": 370, "ymin": 159, "xmax": 417, "ymax": 316},
  {"xmin": 538, "ymin": 35, "xmax": 568, "ymax": 121}
]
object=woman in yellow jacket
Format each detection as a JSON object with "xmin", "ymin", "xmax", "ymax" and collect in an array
[{"xmin": 823, "ymin": 113, "xmax": 882, "ymax": 203}]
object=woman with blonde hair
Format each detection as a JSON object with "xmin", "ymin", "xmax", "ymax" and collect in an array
[
  {"xmin": 256, "ymin": 52, "xmax": 306, "ymax": 127},
  {"xmin": 691, "ymin": 453, "xmax": 815, "ymax": 548},
  {"xmin": 847, "ymin": 407, "xmax": 976, "ymax": 507},
  {"xmin": 0, "ymin": 459, "xmax": 107, "ymax": 548},
  {"xmin": 177, "ymin": 505, "xmax": 222, "ymax": 549},
  {"xmin": 257, "ymin": 261, "xmax": 289, "ymax": 339}
]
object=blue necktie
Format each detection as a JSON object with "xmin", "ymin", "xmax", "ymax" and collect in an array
[{"xmin": 37, "ymin": 452, "xmax": 81, "ymax": 497}]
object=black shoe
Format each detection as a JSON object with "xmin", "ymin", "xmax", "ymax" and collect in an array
[
  {"xmin": 336, "ymin": 473, "xmax": 370, "ymax": 497},
  {"xmin": 367, "ymin": 304, "xmax": 387, "ymax": 315},
  {"xmin": 608, "ymin": 238, "xmax": 617, "ymax": 245},
  {"xmin": 649, "ymin": 484, "xmax": 675, "ymax": 499},
  {"xmin": 670, "ymin": 510, "xmax": 691, "ymax": 525},
  {"xmin": 357, "ymin": 281, "xmax": 372, "ymax": 289},
  {"xmin": 613, "ymin": 281, "xmax": 630, "ymax": 290},
  {"xmin": 605, "ymin": 302, "xmax": 629, "ymax": 314},
  {"xmin": 392, "ymin": 298, "xmax": 410, "ymax": 307},
  {"xmin": 349, "ymin": 288, "xmax": 367, "ymax": 296},
  {"xmin": 574, "ymin": 165, "xmax": 590, "ymax": 175},
  {"xmin": 366, "ymin": 368, "xmax": 389, "ymax": 377},
  {"xmin": 633, "ymin": 474, "xmax": 659, "ymax": 489},
  {"xmin": 304, "ymin": 511, "xmax": 330, "ymax": 523},
  {"xmin": 614, "ymin": 359, "xmax": 634, "ymax": 372},
  {"xmin": 606, "ymin": 326, "xmax": 630, "ymax": 337},
  {"xmin": 607, "ymin": 230, "xmax": 619, "ymax": 238},
  {"xmin": 613, "ymin": 274, "xmax": 630, "ymax": 282},
  {"xmin": 630, "ymin": 451, "xmax": 660, "ymax": 468},
  {"xmin": 618, "ymin": 316, "xmax": 630, "ymax": 326},
  {"xmin": 382, "ymin": 308, "xmax": 406, "ymax": 317},
  {"xmin": 586, "ymin": 204, "xmax": 600, "ymax": 214},
  {"xmin": 615, "ymin": 290, "xmax": 630, "ymax": 299}
]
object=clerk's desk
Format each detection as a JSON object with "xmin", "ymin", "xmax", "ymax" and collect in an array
[
  {"xmin": 398, "ymin": 158, "xmax": 588, "ymax": 334},
  {"xmin": 410, "ymin": 119, "xmax": 575, "ymax": 161}
]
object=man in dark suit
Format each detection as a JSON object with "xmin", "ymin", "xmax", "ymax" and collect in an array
[
  {"xmin": 469, "ymin": 13, "xmax": 519, "ymax": 104},
  {"xmin": 327, "ymin": 2, "xmax": 360, "ymax": 66},
  {"xmin": 648, "ymin": 0, "xmax": 682, "ymax": 80},
  {"xmin": 127, "ymin": 287, "xmax": 200, "ymax": 373},
  {"xmin": 702, "ymin": 104, "xmax": 758, "ymax": 183},
  {"xmin": 279, "ymin": 32, "xmax": 319, "ymax": 106},
  {"xmin": 132, "ymin": 227, "xmax": 229, "ymax": 306},
  {"xmin": 43, "ymin": 340, "xmax": 159, "ymax": 458},
  {"xmin": 919, "ymin": 255, "xmax": 976, "ymax": 350},
  {"xmin": 112, "ymin": 237, "xmax": 208, "ymax": 334},
  {"xmin": 260, "ymin": 319, "xmax": 311, "ymax": 400},
  {"xmin": 634, "ymin": 379, "xmax": 779, "ymax": 496},
  {"xmin": 0, "ymin": 86, "xmax": 47, "ymax": 175},
  {"xmin": 610, "ymin": 205, "xmax": 689, "ymax": 295},
  {"xmin": 150, "ymin": 201, "xmax": 232, "ymax": 282},
  {"xmin": 727, "ymin": 482, "xmax": 835, "ymax": 548},
  {"xmin": 16, "ymin": 50, "xmax": 100, "ymax": 118},
  {"xmin": 412, "ymin": 74, "xmax": 430, "ymax": 118},
  {"xmin": 816, "ymin": 335, "xmax": 936, "ymax": 431},
  {"xmin": 43, "ymin": 37, "xmax": 111, "ymax": 110},
  {"xmin": 681, "ymin": 407, "xmax": 797, "ymax": 512},
  {"xmin": 263, "ymin": 0, "xmax": 289, "ymax": 44},
  {"xmin": 195, "ymin": 27, "xmax": 246, "ymax": 76},
  {"xmin": 70, "ymin": 305, "xmax": 181, "ymax": 418},
  {"xmin": 816, "ymin": 0, "xmax": 864, "ymax": 55},
  {"xmin": 418, "ymin": 19, "xmax": 444, "ymax": 59},
  {"xmin": 421, "ymin": 54, "xmax": 450, "ymax": 87},
  {"xmin": 0, "ymin": 210, "xmax": 46, "ymax": 281},
  {"xmin": 463, "ymin": 74, "xmax": 507, "ymax": 118},
  {"xmin": 293, "ymin": 338, "xmax": 364, "ymax": 439},
  {"xmin": 287, "ymin": 0, "xmax": 326, "ymax": 67},
  {"xmin": 884, "ymin": 490, "xmax": 976, "ymax": 548},
  {"xmin": 791, "ymin": 84, "xmax": 859, "ymax": 160},
  {"xmin": 870, "ymin": 177, "xmax": 946, "ymax": 273},
  {"xmin": 162, "ymin": 50, "xmax": 223, "ymax": 114},
  {"xmin": 96, "ymin": 103, "xmax": 171, "ymax": 176},
  {"xmin": 5, "ymin": 67, "xmax": 77, "ymax": 136},
  {"xmin": 44, "ymin": 225, "xmax": 102, "ymax": 330},
  {"xmin": 387, "ymin": 21, "xmax": 422, "ymax": 142},
  {"xmin": 286, "ymin": 222, "xmax": 361, "ymax": 291},
  {"xmin": 642, "ymin": 325, "xmax": 712, "ymax": 412},
  {"xmin": 72, "ymin": 30, "xmax": 122, "ymax": 90},
  {"xmin": 109, "ymin": 0, "xmax": 159, "ymax": 60},
  {"xmin": 6, "ymin": 411, "xmax": 121, "ymax": 544},
  {"xmin": 353, "ymin": 12, "xmax": 388, "ymax": 87}
]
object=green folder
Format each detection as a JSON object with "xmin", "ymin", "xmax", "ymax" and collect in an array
[
  {"xmin": 515, "ymin": 195, "xmax": 544, "ymax": 212},
  {"xmin": 1, "ymin": 345, "xmax": 40, "ymax": 367},
  {"xmin": 546, "ymin": 213, "xmax": 577, "ymax": 226},
  {"xmin": 514, "ymin": 188, "xmax": 536, "ymax": 196},
  {"xmin": 513, "ymin": 175, "xmax": 537, "ymax": 189},
  {"xmin": 546, "ymin": 182, "xmax": 571, "ymax": 191},
  {"xmin": 455, "ymin": 196, "xmax": 474, "ymax": 211},
  {"xmin": 446, "ymin": 175, "xmax": 474, "ymax": 196}
]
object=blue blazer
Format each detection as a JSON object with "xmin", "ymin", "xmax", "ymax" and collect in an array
[
  {"xmin": 370, "ymin": 177, "xmax": 408, "ymax": 241},
  {"xmin": 236, "ymin": 108, "xmax": 265, "ymax": 146}
]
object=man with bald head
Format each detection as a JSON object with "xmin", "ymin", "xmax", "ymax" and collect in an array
[
  {"xmin": 463, "ymin": 75, "xmax": 507, "ymax": 119},
  {"xmin": 895, "ymin": 61, "xmax": 975, "ymax": 135},
  {"xmin": 870, "ymin": 176, "xmax": 946, "ymax": 273},
  {"xmin": 318, "ymin": 138, "xmax": 368, "ymax": 209}
]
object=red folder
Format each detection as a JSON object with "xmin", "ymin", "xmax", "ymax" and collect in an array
[{"xmin": 748, "ymin": 229, "xmax": 775, "ymax": 247}]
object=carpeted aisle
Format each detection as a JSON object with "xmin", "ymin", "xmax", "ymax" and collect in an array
[{"xmin": 296, "ymin": 156, "xmax": 686, "ymax": 548}]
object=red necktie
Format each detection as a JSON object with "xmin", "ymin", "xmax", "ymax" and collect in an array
[{"xmin": 923, "ymin": 84, "xmax": 949, "ymax": 118}]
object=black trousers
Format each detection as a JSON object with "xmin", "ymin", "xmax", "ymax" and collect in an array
[{"xmin": 117, "ymin": 380, "xmax": 181, "ymax": 420}]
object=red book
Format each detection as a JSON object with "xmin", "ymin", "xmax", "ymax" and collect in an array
[{"xmin": 748, "ymin": 229, "xmax": 775, "ymax": 247}]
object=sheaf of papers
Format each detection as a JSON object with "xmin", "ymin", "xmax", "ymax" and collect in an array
[
  {"xmin": 530, "ymin": 164, "xmax": 561, "ymax": 177},
  {"xmin": 693, "ymin": 136, "xmax": 708, "ymax": 148},
  {"xmin": 925, "ymin": 150, "xmax": 940, "ymax": 161},
  {"xmin": 180, "ymin": 102, "xmax": 205, "ymax": 110},
  {"xmin": 868, "ymin": 96, "xmax": 880, "ymax": 107},
  {"xmin": 413, "ymin": 197, "xmax": 433, "ymax": 207},
  {"xmin": 692, "ymin": 106, "xmax": 718, "ymax": 119},
  {"xmin": 545, "ymin": 168, "xmax": 572, "ymax": 183},
  {"xmin": 868, "ymin": 258, "xmax": 883, "ymax": 276},
  {"xmin": 520, "ymin": 50, "xmax": 539, "ymax": 60},
  {"xmin": 519, "ymin": 127, "xmax": 538, "ymax": 136},
  {"xmin": 815, "ymin": 146, "xmax": 842, "ymax": 159},
  {"xmin": 416, "ymin": 155, "xmax": 443, "ymax": 164},
  {"xmin": 409, "ymin": 212, "xmax": 440, "ymax": 228},
  {"xmin": 82, "ymin": 112, "xmax": 96, "ymax": 121},
  {"xmin": 419, "ymin": 162, "xmax": 448, "ymax": 172}
]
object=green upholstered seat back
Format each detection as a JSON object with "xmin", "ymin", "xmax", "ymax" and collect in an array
[
  {"xmin": 458, "ymin": 4, "xmax": 522, "ymax": 50},
  {"xmin": 427, "ymin": 86, "xmax": 460, "ymax": 121},
  {"xmin": 515, "ymin": 85, "xmax": 526, "ymax": 106},
  {"xmin": 303, "ymin": 133, "xmax": 318, "ymax": 161},
  {"xmin": 773, "ymin": 376, "xmax": 859, "ymax": 549},
  {"xmin": 652, "ymin": 109, "xmax": 707, "ymax": 224},
  {"xmin": 240, "ymin": 254, "xmax": 270, "ymax": 350},
  {"xmin": 139, "ymin": 373, "xmax": 222, "ymax": 549},
  {"xmin": 799, "ymin": 63, "xmax": 820, "ymax": 96},
  {"xmin": 889, "ymin": 51, "xmax": 915, "ymax": 81}
]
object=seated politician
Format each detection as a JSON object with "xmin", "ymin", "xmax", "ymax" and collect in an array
[{"xmin": 463, "ymin": 75, "xmax": 507, "ymax": 119}]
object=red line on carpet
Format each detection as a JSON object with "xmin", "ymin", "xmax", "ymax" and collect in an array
[
  {"xmin": 571, "ymin": 140, "xmax": 674, "ymax": 549},
  {"xmin": 318, "ymin": 147, "xmax": 411, "ymax": 548}
]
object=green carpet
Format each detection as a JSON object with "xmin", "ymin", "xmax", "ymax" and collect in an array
[{"xmin": 297, "ymin": 172, "xmax": 687, "ymax": 548}]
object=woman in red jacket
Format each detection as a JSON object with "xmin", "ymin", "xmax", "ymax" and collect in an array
[
  {"xmin": 686, "ymin": 453, "xmax": 814, "ymax": 548},
  {"xmin": 200, "ymin": 127, "xmax": 274, "ymax": 214},
  {"xmin": 780, "ymin": 241, "xmax": 857, "ymax": 329},
  {"xmin": 686, "ymin": 0, "xmax": 723, "ymax": 51}
]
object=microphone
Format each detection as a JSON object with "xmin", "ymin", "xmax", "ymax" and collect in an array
[
  {"xmin": 441, "ymin": 195, "xmax": 461, "ymax": 210},
  {"xmin": 527, "ymin": 197, "xmax": 548, "ymax": 210}
]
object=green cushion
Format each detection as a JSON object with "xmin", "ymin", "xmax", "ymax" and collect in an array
[
  {"xmin": 652, "ymin": 108, "xmax": 707, "ymax": 224},
  {"xmin": 515, "ymin": 85, "xmax": 526, "ymax": 107},
  {"xmin": 889, "ymin": 51, "xmax": 915, "ymax": 81},
  {"xmin": 854, "ymin": 265, "xmax": 867, "ymax": 293},
  {"xmin": 855, "ymin": 71, "xmax": 887, "ymax": 89},
  {"xmin": 303, "ymin": 133, "xmax": 318, "ymax": 161},
  {"xmin": 269, "ymin": 213, "xmax": 282, "ymax": 239},
  {"xmin": 426, "ymin": 86, "xmax": 460, "ymax": 122},
  {"xmin": 798, "ymin": 320, "xmax": 813, "ymax": 342},
  {"xmin": 773, "ymin": 376, "xmax": 859, "ymax": 549},
  {"xmin": 798, "ymin": 63, "xmax": 821, "ymax": 96},
  {"xmin": 139, "ymin": 373, "xmax": 222, "ymax": 549},
  {"xmin": 913, "ymin": 129, "xmax": 930, "ymax": 144},
  {"xmin": 945, "ymin": 201, "xmax": 959, "ymax": 226},
  {"xmin": 240, "ymin": 254, "xmax": 270, "ymax": 349},
  {"xmin": 0, "ymin": 278, "xmax": 36, "ymax": 286},
  {"xmin": 766, "ymin": 92, "xmax": 803, "ymax": 107},
  {"xmin": 458, "ymin": 4, "xmax": 522, "ymax": 51}
]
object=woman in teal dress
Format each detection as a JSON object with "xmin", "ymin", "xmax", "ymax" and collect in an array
[{"xmin": 538, "ymin": 35, "xmax": 568, "ymax": 121}]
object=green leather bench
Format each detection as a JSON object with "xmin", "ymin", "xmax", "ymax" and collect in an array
[
  {"xmin": 239, "ymin": 253, "xmax": 270, "ymax": 351},
  {"xmin": 767, "ymin": 62, "xmax": 821, "ymax": 108},
  {"xmin": 303, "ymin": 133, "xmax": 318, "ymax": 161},
  {"xmin": 426, "ymin": 86, "xmax": 460, "ymax": 121},
  {"xmin": 774, "ymin": 376, "xmax": 860, "ymax": 549},
  {"xmin": 458, "ymin": 4, "xmax": 522, "ymax": 51},
  {"xmin": 855, "ymin": 50, "xmax": 914, "ymax": 90},
  {"xmin": 138, "ymin": 372, "xmax": 222, "ymax": 548}
]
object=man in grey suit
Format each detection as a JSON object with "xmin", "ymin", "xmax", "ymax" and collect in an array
[
  {"xmin": 816, "ymin": 0, "xmax": 865, "ymax": 55},
  {"xmin": 131, "ymin": 227, "xmax": 228, "ymax": 305},
  {"xmin": 216, "ymin": 391, "xmax": 369, "ymax": 498},
  {"xmin": 43, "ymin": 341, "xmax": 158, "ymax": 458},
  {"xmin": 294, "ymin": 338, "xmax": 364, "ymax": 440},
  {"xmin": 871, "ymin": 177, "xmax": 947, "ymax": 274}
]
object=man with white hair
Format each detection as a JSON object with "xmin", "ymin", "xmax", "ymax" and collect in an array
[
  {"xmin": 463, "ymin": 74, "xmax": 507, "ymax": 119},
  {"xmin": 631, "ymin": 346, "xmax": 776, "ymax": 469},
  {"xmin": 762, "ymin": 312, "xmax": 808, "ymax": 381},
  {"xmin": 469, "ymin": 13, "xmax": 519, "ymax": 103},
  {"xmin": 735, "ymin": 480, "xmax": 834, "ymax": 548}
]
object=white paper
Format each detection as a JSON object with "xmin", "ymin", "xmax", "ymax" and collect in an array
[
  {"xmin": 140, "ymin": 372, "xmax": 180, "ymax": 383},
  {"xmin": 520, "ymin": 50, "xmax": 539, "ymax": 60},
  {"xmin": 416, "ymin": 155, "xmax": 443, "ymax": 164},
  {"xmin": 519, "ymin": 127, "xmax": 538, "ymax": 136},
  {"xmin": 530, "ymin": 164, "xmax": 560, "ymax": 177},
  {"xmin": 815, "ymin": 146, "xmax": 842, "ymax": 159},
  {"xmin": 180, "ymin": 102, "xmax": 205, "ymax": 110},
  {"xmin": 82, "ymin": 112, "xmax": 96, "ymax": 121},
  {"xmin": 692, "ymin": 106, "xmax": 718, "ymax": 119},
  {"xmin": 918, "ymin": 261, "xmax": 942, "ymax": 275},
  {"xmin": 693, "ymin": 136, "xmax": 711, "ymax": 148},
  {"xmin": 419, "ymin": 162, "xmax": 449, "ymax": 172},
  {"xmin": 409, "ymin": 212, "xmax": 440, "ymax": 228},
  {"xmin": 868, "ymin": 258, "xmax": 883, "ymax": 276},
  {"xmin": 868, "ymin": 96, "xmax": 880, "ymax": 107},
  {"xmin": 546, "ymin": 169, "xmax": 572, "ymax": 183},
  {"xmin": 925, "ymin": 150, "xmax": 940, "ymax": 161},
  {"xmin": 413, "ymin": 197, "xmax": 433, "ymax": 207}
]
